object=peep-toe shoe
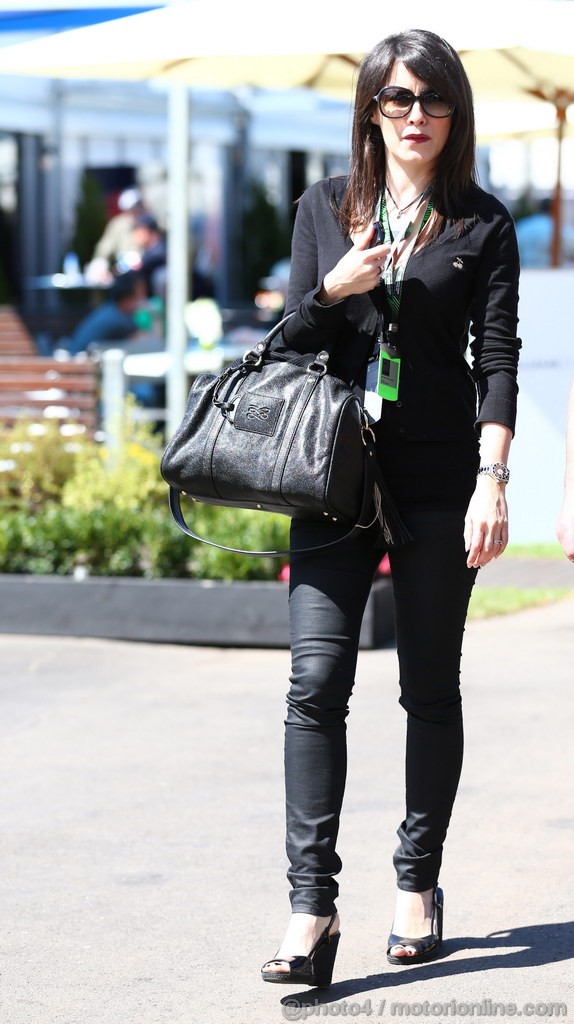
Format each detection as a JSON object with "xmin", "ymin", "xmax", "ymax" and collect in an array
[
  {"xmin": 387, "ymin": 885, "xmax": 443, "ymax": 966},
  {"xmin": 261, "ymin": 914, "xmax": 341, "ymax": 987}
]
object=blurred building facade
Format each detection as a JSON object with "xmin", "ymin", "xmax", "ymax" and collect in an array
[{"xmin": 0, "ymin": 72, "xmax": 354, "ymax": 324}]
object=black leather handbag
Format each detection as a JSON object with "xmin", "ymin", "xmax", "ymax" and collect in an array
[{"xmin": 160, "ymin": 314, "xmax": 409, "ymax": 556}]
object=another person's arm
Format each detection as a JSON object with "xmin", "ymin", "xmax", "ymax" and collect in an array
[
  {"xmin": 93, "ymin": 217, "xmax": 124, "ymax": 263},
  {"xmin": 557, "ymin": 381, "xmax": 574, "ymax": 560}
]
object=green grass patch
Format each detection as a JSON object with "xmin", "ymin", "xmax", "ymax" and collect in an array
[
  {"xmin": 468, "ymin": 587, "xmax": 570, "ymax": 620},
  {"xmin": 505, "ymin": 543, "xmax": 564, "ymax": 560}
]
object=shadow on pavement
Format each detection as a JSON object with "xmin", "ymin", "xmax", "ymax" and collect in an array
[{"xmin": 279, "ymin": 920, "xmax": 574, "ymax": 1004}]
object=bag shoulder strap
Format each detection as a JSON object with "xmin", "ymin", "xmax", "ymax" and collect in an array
[{"xmin": 167, "ymin": 433, "xmax": 383, "ymax": 558}]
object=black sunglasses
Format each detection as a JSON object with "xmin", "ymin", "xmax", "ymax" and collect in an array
[{"xmin": 373, "ymin": 87, "xmax": 455, "ymax": 119}]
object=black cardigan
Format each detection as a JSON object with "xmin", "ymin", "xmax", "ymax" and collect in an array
[{"xmin": 279, "ymin": 176, "xmax": 521, "ymax": 444}]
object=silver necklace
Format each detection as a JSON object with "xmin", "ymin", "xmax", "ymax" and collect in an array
[{"xmin": 386, "ymin": 182, "xmax": 432, "ymax": 218}]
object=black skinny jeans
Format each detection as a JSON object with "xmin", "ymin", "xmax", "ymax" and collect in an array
[{"xmin": 285, "ymin": 500, "xmax": 478, "ymax": 916}]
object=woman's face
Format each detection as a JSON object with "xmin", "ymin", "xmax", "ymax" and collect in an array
[{"xmin": 371, "ymin": 61, "xmax": 452, "ymax": 177}]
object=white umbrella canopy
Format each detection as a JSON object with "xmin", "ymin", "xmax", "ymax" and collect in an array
[
  {"xmin": 1, "ymin": 1, "xmax": 572, "ymax": 115},
  {"xmin": 460, "ymin": 45, "xmax": 574, "ymax": 264},
  {"xmin": 2, "ymin": 0, "xmax": 574, "ymax": 427},
  {"xmin": 474, "ymin": 100, "xmax": 574, "ymax": 142},
  {"xmin": 0, "ymin": 0, "xmax": 522, "ymax": 84},
  {"xmin": 462, "ymin": 48, "xmax": 574, "ymax": 100}
]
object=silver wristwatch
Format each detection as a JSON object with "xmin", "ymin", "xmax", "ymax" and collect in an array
[{"xmin": 477, "ymin": 462, "xmax": 510, "ymax": 484}]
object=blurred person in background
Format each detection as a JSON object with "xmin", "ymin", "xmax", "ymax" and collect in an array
[
  {"xmin": 131, "ymin": 214, "xmax": 167, "ymax": 298},
  {"xmin": 515, "ymin": 197, "xmax": 574, "ymax": 268},
  {"xmin": 85, "ymin": 188, "xmax": 146, "ymax": 283},
  {"xmin": 66, "ymin": 271, "xmax": 147, "ymax": 355}
]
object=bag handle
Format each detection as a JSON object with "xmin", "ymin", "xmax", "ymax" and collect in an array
[
  {"xmin": 240, "ymin": 311, "xmax": 332, "ymax": 374},
  {"xmin": 236, "ymin": 311, "xmax": 295, "ymax": 368}
]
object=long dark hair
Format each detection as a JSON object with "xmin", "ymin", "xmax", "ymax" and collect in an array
[{"xmin": 339, "ymin": 29, "xmax": 477, "ymax": 235}]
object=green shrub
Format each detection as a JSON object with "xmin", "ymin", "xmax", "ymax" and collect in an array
[
  {"xmin": 61, "ymin": 439, "xmax": 166, "ymax": 515},
  {"xmin": 0, "ymin": 506, "xmax": 142, "ymax": 576},
  {"xmin": 69, "ymin": 170, "xmax": 107, "ymax": 269},
  {"xmin": 0, "ymin": 502, "xmax": 289, "ymax": 580},
  {"xmin": 0, "ymin": 420, "xmax": 89, "ymax": 512},
  {"xmin": 183, "ymin": 502, "xmax": 289, "ymax": 581},
  {"xmin": 0, "ymin": 409, "xmax": 290, "ymax": 581}
]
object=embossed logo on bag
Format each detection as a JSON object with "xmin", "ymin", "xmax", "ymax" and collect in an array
[
  {"xmin": 246, "ymin": 405, "xmax": 272, "ymax": 421},
  {"xmin": 235, "ymin": 391, "xmax": 284, "ymax": 436}
]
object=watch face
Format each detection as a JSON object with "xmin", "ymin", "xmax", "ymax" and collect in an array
[
  {"xmin": 492, "ymin": 463, "xmax": 509, "ymax": 482},
  {"xmin": 479, "ymin": 463, "xmax": 509, "ymax": 483}
]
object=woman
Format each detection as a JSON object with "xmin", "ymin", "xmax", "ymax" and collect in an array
[{"xmin": 261, "ymin": 29, "xmax": 520, "ymax": 986}]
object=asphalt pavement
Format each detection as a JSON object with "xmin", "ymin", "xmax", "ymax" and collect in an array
[
  {"xmin": 473, "ymin": 555, "xmax": 574, "ymax": 589},
  {"xmin": 2, "ymin": 591, "xmax": 573, "ymax": 1024}
]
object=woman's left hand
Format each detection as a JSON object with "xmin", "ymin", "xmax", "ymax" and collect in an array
[{"xmin": 464, "ymin": 475, "xmax": 509, "ymax": 569}]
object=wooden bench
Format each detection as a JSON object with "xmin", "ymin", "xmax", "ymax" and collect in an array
[
  {"xmin": 0, "ymin": 305, "xmax": 37, "ymax": 356},
  {"xmin": 0, "ymin": 356, "xmax": 100, "ymax": 431}
]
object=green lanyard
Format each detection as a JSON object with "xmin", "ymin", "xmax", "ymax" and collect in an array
[{"xmin": 379, "ymin": 192, "xmax": 433, "ymax": 338}]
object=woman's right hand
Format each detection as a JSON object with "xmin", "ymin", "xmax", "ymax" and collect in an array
[{"xmin": 318, "ymin": 223, "xmax": 390, "ymax": 305}]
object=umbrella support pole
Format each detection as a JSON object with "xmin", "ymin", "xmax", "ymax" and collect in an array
[
  {"xmin": 166, "ymin": 82, "xmax": 190, "ymax": 438},
  {"xmin": 551, "ymin": 104, "xmax": 567, "ymax": 268}
]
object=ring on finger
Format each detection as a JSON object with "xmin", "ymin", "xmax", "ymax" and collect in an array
[{"xmin": 493, "ymin": 539, "xmax": 504, "ymax": 546}]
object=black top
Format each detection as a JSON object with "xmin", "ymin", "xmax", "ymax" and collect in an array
[{"xmin": 279, "ymin": 176, "xmax": 521, "ymax": 446}]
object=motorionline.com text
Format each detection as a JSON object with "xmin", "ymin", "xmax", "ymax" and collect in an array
[{"xmin": 281, "ymin": 999, "xmax": 568, "ymax": 1020}]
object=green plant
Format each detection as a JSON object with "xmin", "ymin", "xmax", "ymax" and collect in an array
[
  {"xmin": 0, "ymin": 407, "xmax": 290, "ymax": 581},
  {"xmin": 139, "ymin": 509, "xmax": 192, "ymax": 578},
  {"xmin": 61, "ymin": 436, "xmax": 166, "ymax": 514},
  {"xmin": 0, "ymin": 261, "xmax": 11, "ymax": 304},
  {"xmin": 0, "ymin": 420, "xmax": 89, "ymax": 512},
  {"xmin": 239, "ymin": 179, "xmax": 291, "ymax": 300},
  {"xmin": 0, "ymin": 506, "xmax": 141, "ymax": 576},
  {"xmin": 69, "ymin": 171, "xmax": 107, "ymax": 268},
  {"xmin": 183, "ymin": 503, "xmax": 288, "ymax": 581}
]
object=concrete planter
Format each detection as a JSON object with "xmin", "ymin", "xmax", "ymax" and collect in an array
[{"xmin": 0, "ymin": 574, "xmax": 395, "ymax": 649}]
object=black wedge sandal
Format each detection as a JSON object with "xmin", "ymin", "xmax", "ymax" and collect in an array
[
  {"xmin": 261, "ymin": 914, "xmax": 341, "ymax": 987},
  {"xmin": 387, "ymin": 885, "xmax": 443, "ymax": 966}
]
